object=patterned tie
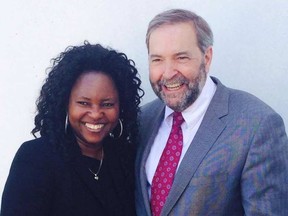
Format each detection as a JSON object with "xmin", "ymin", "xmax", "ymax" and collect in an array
[{"xmin": 151, "ymin": 112, "xmax": 184, "ymax": 216}]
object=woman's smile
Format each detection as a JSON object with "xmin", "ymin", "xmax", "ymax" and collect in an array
[{"xmin": 84, "ymin": 122, "xmax": 105, "ymax": 132}]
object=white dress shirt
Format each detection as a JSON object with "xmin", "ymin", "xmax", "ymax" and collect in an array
[{"xmin": 145, "ymin": 76, "xmax": 217, "ymax": 197}]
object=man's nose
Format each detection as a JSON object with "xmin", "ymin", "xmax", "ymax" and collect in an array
[{"xmin": 162, "ymin": 61, "xmax": 177, "ymax": 80}]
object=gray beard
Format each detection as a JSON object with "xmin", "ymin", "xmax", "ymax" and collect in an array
[{"xmin": 152, "ymin": 62, "xmax": 207, "ymax": 112}]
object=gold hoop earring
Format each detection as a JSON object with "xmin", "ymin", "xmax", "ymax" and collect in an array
[{"xmin": 109, "ymin": 119, "xmax": 123, "ymax": 139}]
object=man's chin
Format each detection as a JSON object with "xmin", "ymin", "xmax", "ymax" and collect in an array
[
  {"xmin": 161, "ymin": 90, "xmax": 199, "ymax": 112},
  {"xmin": 161, "ymin": 96, "xmax": 184, "ymax": 112}
]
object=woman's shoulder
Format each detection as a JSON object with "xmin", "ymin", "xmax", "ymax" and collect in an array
[
  {"xmin": 14, "ymin": 137, "xmax": 56, "ymax": 164},
  {"xmin": 19, "ymin": 136, "xmax": 52, "ymax": 152}
]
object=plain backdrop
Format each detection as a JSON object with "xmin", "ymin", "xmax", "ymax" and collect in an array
[{"xmin": 1, "ymin": 0, "xmax": 287, "ymax": 202}]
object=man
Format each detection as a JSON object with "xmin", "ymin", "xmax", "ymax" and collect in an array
[{"xmin": 136, "ymin": 9, "xmax": 288, "ymax": 216}]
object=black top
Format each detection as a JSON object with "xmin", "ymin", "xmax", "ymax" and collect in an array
[
  {"xmin": 79, "ymin": 155, "xmax": 130, "ymax": 215},
  {"xmin": 1, "ymin": 137, "xmax": 136, "ymax": 216}
]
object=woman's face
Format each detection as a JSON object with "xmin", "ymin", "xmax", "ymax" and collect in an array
[{"xmin": 68, "ymin": 71, "xmax": 119, "ymax": 155}]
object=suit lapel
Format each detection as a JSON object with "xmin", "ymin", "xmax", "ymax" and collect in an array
[
  {"xmin": 162, "ymin": 77, "xmax": 229, "ymax": 215},
  {"xmin": 139, "ymin": 100, "xmax": 166, "ymax": 216}
]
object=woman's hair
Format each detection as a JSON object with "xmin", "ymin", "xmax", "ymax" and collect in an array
[
  {"xmin": 32, "ymin": 41, "xmax": 144, "ymax": 156},
  {"xmin": 146, "ymin": 9, "xmax": 213, "ymax": 54}
]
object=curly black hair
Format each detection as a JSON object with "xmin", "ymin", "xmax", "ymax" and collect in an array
[{"xmin": 32, "ymin": 41, "xmax": 144, "ymax": 157}]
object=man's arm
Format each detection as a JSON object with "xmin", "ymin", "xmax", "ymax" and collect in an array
[{"xmin": 241, "ymin": 112, "xmax": 288, "ymax": 215}]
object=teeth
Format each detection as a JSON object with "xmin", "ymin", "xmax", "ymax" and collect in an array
[
  {"xmin": 85, "ymin": 123, "xmax": 104, "ymax": 130},
  {"xmin": 165, "ymin": 83, "xmax": 182, "ymax": 89}
]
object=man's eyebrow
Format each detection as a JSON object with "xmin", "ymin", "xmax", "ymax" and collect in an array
[
  {"xmin": 175, "ymin": 51, "xmax": 190, "ymax": 56},
  {"xmin": 149, "ymin": 51, "xmax": 192, "ymax": 58},
  {"xmin": 149, "ymin": 54, "xmax": 162, "ymax": 58}
]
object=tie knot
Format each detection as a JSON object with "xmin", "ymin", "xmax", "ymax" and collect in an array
[{"xmin": 172, "ymin": 112, "xmax": 184, "ymax": 128}]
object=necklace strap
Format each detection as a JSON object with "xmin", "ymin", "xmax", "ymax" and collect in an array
[{"xmin": 88, "ymin": 148, "xmax": 104, "ymax": 181}]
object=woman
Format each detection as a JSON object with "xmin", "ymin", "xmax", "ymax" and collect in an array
[{"xmin": 1, "ymin": 42, "xmax": 144, "ymax": 216}]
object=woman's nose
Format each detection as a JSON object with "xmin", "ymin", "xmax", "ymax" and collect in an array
[{"xmin": 88, "ymin": 106, "xmax": 103, "ymax": 119}]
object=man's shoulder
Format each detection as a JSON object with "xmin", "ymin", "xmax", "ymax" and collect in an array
[
  {"xmin": 141, "ymin": 99, "xmax": 164, "ymax": 114},
  {"xmin": 228, "ymin": 88, "xmax": 276, "ymax": 115},
  {"xmin": 139, "ymin": 99, "xmax": 165, "ymax": 128},
  {"xmin": 212, "ymin": 77, "xmax": 277, "ymax": 115}
]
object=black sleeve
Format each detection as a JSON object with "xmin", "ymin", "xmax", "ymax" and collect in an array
[{"xmin": 1, "ymin": 140, "xmax": 55, "ymax": 216}]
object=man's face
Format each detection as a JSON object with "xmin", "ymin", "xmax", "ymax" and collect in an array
[{"xmin": 148, "ymin": 22, "xmax": 212, "ymax": 112}]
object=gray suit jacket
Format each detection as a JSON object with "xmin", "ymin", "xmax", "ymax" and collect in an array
[{"xmin": 135, "ymin": 77, "xmax": 288, "ymax": 216}]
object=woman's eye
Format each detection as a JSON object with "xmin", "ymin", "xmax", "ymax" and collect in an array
[
  {"xmin": 77, "ymin": 101, "xmax": 89, "ymax": 106},
  {"xmin": 103, "ymin": 103, "xmax": 114, "ymax": 107}
]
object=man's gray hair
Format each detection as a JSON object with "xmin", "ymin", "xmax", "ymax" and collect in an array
[{"xmin": 146, "ymin": 9, "xmax": 214, "ymax": 54}]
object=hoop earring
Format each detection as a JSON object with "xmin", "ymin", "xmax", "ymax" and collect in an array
[
  {"xmin": 109, "ymin": 119, "xmax": 123, "ymax": 139},
  {"xmin": 65, "ymin": 114, "xmax": 69, "ymax": 134}
]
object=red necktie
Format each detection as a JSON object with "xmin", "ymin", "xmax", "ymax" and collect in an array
[{"xmin": 151, "ymin": 112, "xmax": 184, "ymax": 216}]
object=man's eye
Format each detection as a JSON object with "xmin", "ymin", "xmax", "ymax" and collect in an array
[
  {"xmin": 151, "ymin": 58, "xmax": 161, "ymax": 62},
  {"xmin": 178, "ymin": 56, "xmax": 188, "ymax": 60}
]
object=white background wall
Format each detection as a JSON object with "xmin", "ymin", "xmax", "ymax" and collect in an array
[{"xmin": 1, "ymin": 0, "xmax": 287, "ymax": 202}]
